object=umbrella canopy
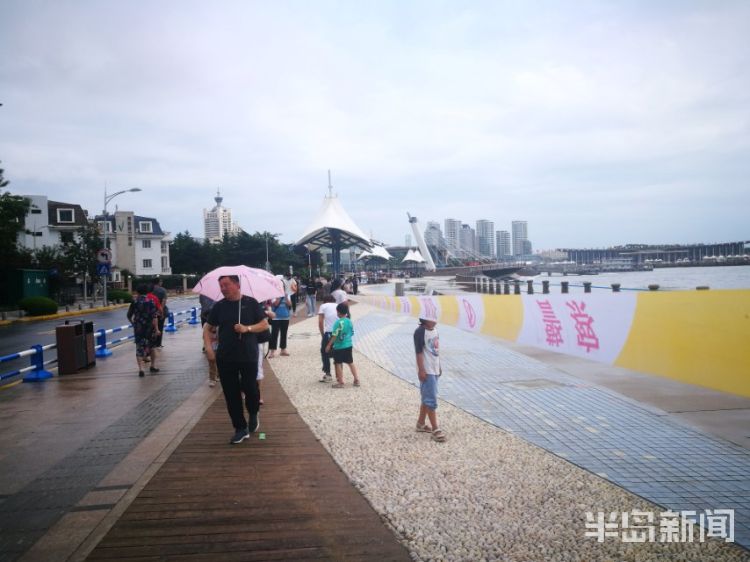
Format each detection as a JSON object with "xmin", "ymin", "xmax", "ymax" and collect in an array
[{"xmin": 192, "ymin": 265, "xmax": 285, "ymax": 303}]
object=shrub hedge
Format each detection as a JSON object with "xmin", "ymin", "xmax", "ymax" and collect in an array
[
  {"xmin": 108, "ymin": 289, "xmax": 133, "ymax": 304},
  {"xmin": 19, "ymin": 296, "xmax": 59, "ymax": 316}
]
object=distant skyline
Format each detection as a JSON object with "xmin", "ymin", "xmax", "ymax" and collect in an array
[{"xmin": 1, "ymin": 1, "xmax": 749, "ymax": 250}]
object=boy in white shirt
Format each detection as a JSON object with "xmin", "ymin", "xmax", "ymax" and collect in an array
[
  {"xmin": 414, "ymin": 317, "xmax": 446, "ymax": 442},
  {"xmin": 317, "ymin": 295, "xmax": 338, "ymax": 382}
]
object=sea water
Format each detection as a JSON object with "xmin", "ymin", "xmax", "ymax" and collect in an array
[{"xmin": 360, "ymin": 265, "xmax": 750, "ymax": 295}]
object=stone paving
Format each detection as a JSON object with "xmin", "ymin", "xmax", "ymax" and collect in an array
[
  {"xmin": 353, "ymin": 306, "xmax": 750, "ymax": 548},
  {"xmin": 0, "ymin": 324, "xmax": 210, "ymax": 562}
]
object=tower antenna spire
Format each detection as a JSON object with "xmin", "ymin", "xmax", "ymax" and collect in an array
[{"xmin": 327, "ymin": 169, "xmax": 334, "ymax": 198}]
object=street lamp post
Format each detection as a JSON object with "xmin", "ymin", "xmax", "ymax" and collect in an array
[
  {"xmin": 102, "ymin": 187, "xmax": 141, "ymax": 306},
  {"xmin": 265, "ymin": 234, "xmax": 270, "ymax": 271}
]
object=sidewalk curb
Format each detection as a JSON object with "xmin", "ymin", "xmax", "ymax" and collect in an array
[{"xmin": 0, "ymin": 303, "xmax": 129, "ymax": 326}]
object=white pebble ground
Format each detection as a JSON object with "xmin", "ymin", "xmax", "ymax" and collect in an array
[{"xmin": 269, "ymin": 305, "xmax": 749, "ymax": 562}]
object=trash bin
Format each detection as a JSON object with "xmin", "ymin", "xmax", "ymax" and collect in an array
[{"xmin": 56, "ymin": 320, "xmax": 96, "ymax": 375}]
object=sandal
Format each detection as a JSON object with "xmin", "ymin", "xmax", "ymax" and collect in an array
[
  {"xmin": 416, "ymin": 423, "xmax": 432, "ymax": 433},
  {"xmin": 431, "ymin": 428, "xmax": 447, "ymax": 442},
  {"xmin": 353, "ymin": 380, "xmax": 360, "ymax": 387},
  {"xmin": 331, "ymin": 382, "xmax": 345, "ymax": 389}
]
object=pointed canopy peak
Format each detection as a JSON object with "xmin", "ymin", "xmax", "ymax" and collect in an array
[{"xmin": 295, "ymin": 192, "xmax": 372, "ymax": 251}]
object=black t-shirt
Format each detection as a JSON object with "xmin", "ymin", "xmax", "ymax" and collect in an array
[{"xmin": 207, "ymin": 296, "xmax": 265, "ymax": 362}]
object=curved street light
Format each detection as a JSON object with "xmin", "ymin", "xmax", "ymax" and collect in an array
[{"xmin": 103, "ymin": 187, "xmax": 142, "ymax": 306}]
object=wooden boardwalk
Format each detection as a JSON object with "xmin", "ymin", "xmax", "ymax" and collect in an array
[{"xmin": 87, "ymin": 348, "xmax": 411, "ymax": 560}]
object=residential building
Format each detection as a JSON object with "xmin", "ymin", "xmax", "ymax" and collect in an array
[
  {"xmin": 512, "ymin": 220, "xmax": 528, "ymax": 257},
  {"xmin": 459, "ymin": 224, "xmax": 476, "ymax": 258},
  {"xmin": 203, "ymin": 189, "xmax": 242, "ymax": 243},
  {"xmin": 17, "ymin": 195, "xmax": 88, "ymax": 250},
  {"xmin": 444, "ymin": 218, "xmax": 461, "ymax": 254},
  {"xmin": 476, "ymin": 219, "xmax": 495, "ymax": 258},
  {"xmin": 496, "ymin": 230, "xmax": 512, "ymax": 259},
  {"xmin": 424, "ymin": 221, "xmax": 442, "ymax": 247},
  {"xmin": 97, "ymin": 211, "xmax": 171, "ymax": 278}
]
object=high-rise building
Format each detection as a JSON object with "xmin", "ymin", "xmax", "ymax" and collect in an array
[
  {"xmin": 444, "ymin": 218, "xmax": 461, "ymax": 254},
  {"xmin": 460, "ymin": 224, "xmax": 476, "ymax": 258},
  {"xmin": 476, "ymin": 219, "xmax": 495, "ymax": 258},
  {"xmin": 512, "ymin": 220, "xmax": 528, "ymax": 256},
  {"xmin": 496, "ymin": 230, "xmax": 511, "ymax": 259},
  {"xmin": 424, "ymin": 221, "xmax": 442, "ymax": 247},
  {"xmin": 203, "ymin": 189, "xmax": 242, "ymax": 243}
]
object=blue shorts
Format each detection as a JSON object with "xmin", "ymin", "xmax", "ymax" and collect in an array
[{"xmin": 420, "ymin": 374, "xmax": 439, "ymax": 410}]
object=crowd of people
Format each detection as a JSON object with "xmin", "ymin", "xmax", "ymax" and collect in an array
[{"xmin": 134, "ymin": 270, "xmax": 446, "ymax": 446}]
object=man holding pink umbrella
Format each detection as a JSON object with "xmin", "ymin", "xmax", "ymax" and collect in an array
[{"xmin": 201, "ymin": 273, "xmax": 273, "ymax": 444}]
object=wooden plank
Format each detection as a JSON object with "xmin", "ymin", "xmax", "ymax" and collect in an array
[{"xmin": 87, "ymin": 347, "xmax": 410, "ymax": 562}]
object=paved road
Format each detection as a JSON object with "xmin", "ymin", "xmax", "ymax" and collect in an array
[{"xmin": 0, "ymin": 296, "xmax": 200, "ymax": 379}]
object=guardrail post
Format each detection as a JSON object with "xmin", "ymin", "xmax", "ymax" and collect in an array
[
  {"xmin": 561, "ymin": 281, "xmax": 569, "ymax": 294},
  {"xmin": 23, "ymin": 345, "xmax": 53, "ymax": 382},
  {"xmin": 474, "ymin": 278, "xmax": 479, "ymax": 293},
  {"xmin": 583, "ymin": 282, "xmax": 592, "ymax": 293},
  {"xmin": 542, "ymin": 280, "xmax": 550, "ymax": 294},
  {"xmin": 526, "ymin": 280, "xmax": 534, "ymax": 294},
  {"xmin": 165, "ymin": 311, "xmax": 178, "ymax": 333},
  {"xmin": 648, "ymin": 284, "xmax": 660, "ymax": 291},
  {"xmin": 503, "ymin": 281, "xmax": 510, "ymax": 295},
  {"xmin": 95, "ymin": 328, "xmax": 112, "ymax": 358},
  {"xmin": 188, "ymin": 307, "xmax": 200, "ymax": 325},
  {"xmin": 513, "ymin": 280, "xmax": 521, "ymax": 295},
  {"xmin": 611, "ymin": 283, "xmax": 621, "ymax": 292}
]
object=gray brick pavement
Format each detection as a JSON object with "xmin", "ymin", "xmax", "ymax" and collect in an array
[
  {"xmin": 354, "ymin": 308, "xmax": 750, "ymax": 547},
  {"xmin": 0, "ymin": 368, "xmax": 206, "ymax": 562}
]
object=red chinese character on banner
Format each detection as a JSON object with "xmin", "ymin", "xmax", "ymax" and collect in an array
[
  {"xmin": 537, "ymin": 300, "xmax": 563, "ymax": 347},
  {"xmin": 566, "ymin": 300, "xmax": 600, "ymax": 353}
]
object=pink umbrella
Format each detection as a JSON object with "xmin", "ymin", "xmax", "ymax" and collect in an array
[{"xmin": 192, "ymin": 265, "xmax": 285, "ymax": 303}]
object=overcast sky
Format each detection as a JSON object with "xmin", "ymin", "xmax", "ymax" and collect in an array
[{"xmin": 1, "ymin": 0, "xmax": 748, "ymax": 250}]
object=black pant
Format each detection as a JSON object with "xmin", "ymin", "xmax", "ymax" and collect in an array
[
  {"xmin": 290, "ymin": 293, "xmax": 298, "ymax": 313},
  {"xmin": 270, "ymin": 320, "xmax": 289, "ymax": 350},
  {"xmin": 216, "ymin": 359, "xmax": 260, "ymax": 430},
  {"xmin": 320, "ymin": 332, "xmax": 332, "ymax": 375}
]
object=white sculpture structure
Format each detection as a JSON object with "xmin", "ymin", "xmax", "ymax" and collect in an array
[{"xmin": 407, "ymin": 213, "xmax": 437, "ymax": 271}]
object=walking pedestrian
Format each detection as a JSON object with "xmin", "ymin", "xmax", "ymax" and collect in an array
[
  {"xmin": 304, "ymin": 276, "xmax": 317, "ymax": 317},
  {"xmin": 127, "ymin": 284, "xmax": 161, "ymax": 377},
  {"xmin": 317, "ymin": 295, "xmax": 337, "ymax": 382},
  {"xmin": 203, "ymin": 275, "xmax": 269, "ymax": 444},
  {"xmin": 151, "ymin": 277, "xmax": 168, "ymax": 347},
  {"xmin": 257, "ymin": 301, "xmax": 274, "ymax": 404},
  {"xmin": 414, "ymin": 317, "xmax": 446, "ymax": 442},
  {"xmin": 268, "ymin": 292, "xmax": 291, "ymax": 358},
  {"xmin": 325, "ymin": 303, "xmax": 360, "ymax": 388}
]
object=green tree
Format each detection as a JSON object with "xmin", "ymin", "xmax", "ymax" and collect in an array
[
  {"xmin": 0, "ymin": 162, "xmax": 31, "ymax": 268},
  {"xmin": 170, "ymin": 231, "xmax": 208, "ymax": 274},
  {"xmin": 61, "ymin": 220, "xmax": 103, "ymax": 281}
]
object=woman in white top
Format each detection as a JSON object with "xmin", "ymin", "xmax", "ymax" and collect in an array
[{"xmin": 330, "ymin": 278, "xmax": 348, "ymax": 305}]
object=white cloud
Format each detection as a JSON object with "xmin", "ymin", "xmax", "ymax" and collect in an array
[{"xmin": 1, "ymin": 0, "xmax": 748, "ymax": 249}]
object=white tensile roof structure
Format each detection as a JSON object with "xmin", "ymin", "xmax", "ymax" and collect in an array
[
  {"xmin": 295, "ymin": 194, "xmax": 371, "ymax": 251},
  {"xmin": 358, "ymin": 244, "xmax": 393, "ymax": 262},
  {"xmin": 402, "ymin": 249, "xmax": 426, "ymax": 263},
  {"xmin": 295, "ymin": 174, "xmax": 372, "ymax": 276}
]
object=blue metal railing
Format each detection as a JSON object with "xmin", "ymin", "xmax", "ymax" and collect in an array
[{"xmin": 0, "ymin": 306, "xmax": 202, "ymax": 384}]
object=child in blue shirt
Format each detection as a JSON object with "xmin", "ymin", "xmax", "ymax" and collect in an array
[{"xmin": 325, "ymin": 303, "xmax": 360, "ymax": 388}]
